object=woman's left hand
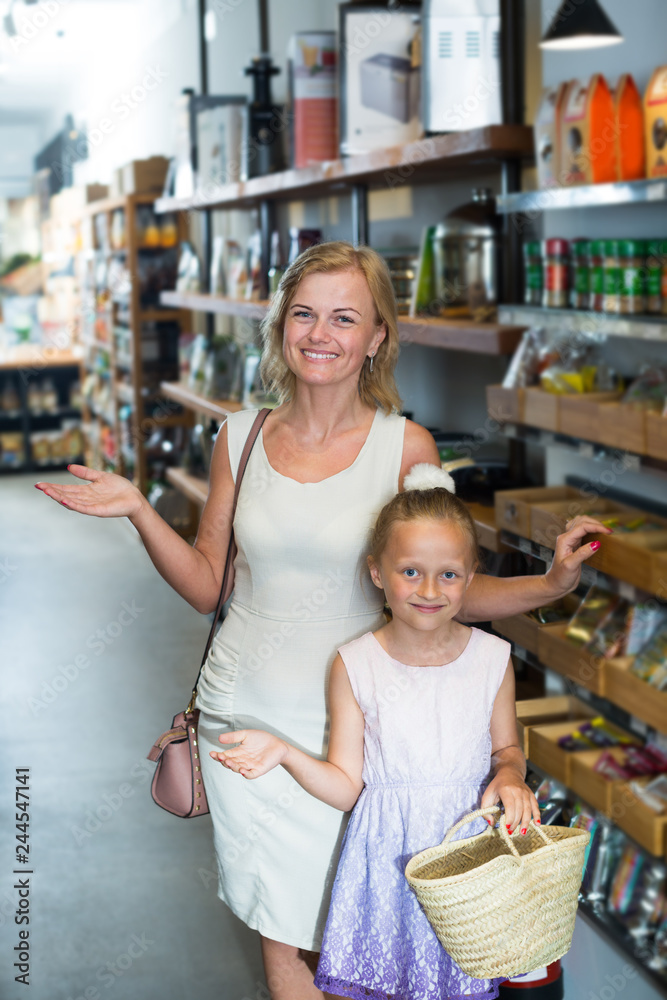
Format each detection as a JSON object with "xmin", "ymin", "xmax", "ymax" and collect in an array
[
  {"xmin": 543, "ymin": 515, "xmax": 612, "ymax": 599},
  {"xmin": 480, "ymin": 766, "xmax": 541, "ymax": 835}
]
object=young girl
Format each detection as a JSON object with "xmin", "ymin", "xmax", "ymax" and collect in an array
[{"xmin": 210, "ymin": 465, "xmax": 540, "ymax": 1000}]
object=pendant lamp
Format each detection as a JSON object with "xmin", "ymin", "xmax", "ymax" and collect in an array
[{"xmin": 540, "ymin": 0, "xmax": 623, "ymax": 50}]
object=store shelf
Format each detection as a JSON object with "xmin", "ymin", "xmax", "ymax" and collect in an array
[
  {"xmin": 498, "ymin": 305, "xmax": 667, "ymax": 343},
  {"xmin": 159, "ymin": 381, "xmax": 245, "ymax": 421},
  {"xmin": 466, "ymin": 502, "xmax": 510, "ymax": 553},
  {"xmin": 138, "ymin": 308, "xmax": 183, "ymax": 322},
  {"xmin": 160, "ymin": 291, "xmax": 270, "ymax": 321},
  {"xmin": 159, "ymin": 292, "xmax": 525, "ymax": 355},
  {"xmin": 500, "ymin": 422, "xmax": 667, "ymax": 474},
  {"xmin": 83, "ymin": 192, "xmax": 162, "ymax": 216},
  {"xmin": 154, "ymin": 125, "xmax": 534, "ymax": 213},
  {"xmin": 577, "ymin": 901, "xmax": 667, "ymax": 994},
  {"xmin": 496, "ymin": 177, "xmax": 667, "ymax": 214},
  {"xmin": 166, "ymin": 467, "xmax": 208, "ymax": 507},
  {"xmin": 0, "ymin": 346, "xmax": 83, "ymax": 370}
]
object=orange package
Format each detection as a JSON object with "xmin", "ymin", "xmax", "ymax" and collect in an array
[
  {"xmin": 534, "ymin": 82, "xmax": 569, "ymax": 189},
  {"xmin": 560, "ymin": 75, "xmax": 616, "ymax": 186},
  {"xmin": 644, "ymin": 65, "xmax": 667, "ymax": 178},
  {"xmin": 614, "ymin": 74, "xmax": 645, "ymax": 180}
]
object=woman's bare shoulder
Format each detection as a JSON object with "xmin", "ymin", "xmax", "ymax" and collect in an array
[{"xmin": 399, "ymin": 419, "xmax": 440, "ymax": 486}]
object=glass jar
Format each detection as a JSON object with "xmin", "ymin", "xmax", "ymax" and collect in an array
[
  {"xmin": 523, "ymin": 241, "xmax": 543, "ymax": 305},
  {"xmin": 570, "ymin": 239, "xmax": 591, "ymax": 309},
  {"xmin": 542, "ymin": 238, "xmax": 570, "ymax": 309},
  {"xmin": 603, "ymin": 240, "xmax": 622, "ymax": 313},
  {"xmin": 588, "ymin": 239, "xmax": 605, "ymax": 312},
  {"xmin": 619, "ymin": 239, "xmax": 646, "ymax": 315},
  {"xmin": 646, "ymin": 240, "xmax": 663, "ymax": 314}
]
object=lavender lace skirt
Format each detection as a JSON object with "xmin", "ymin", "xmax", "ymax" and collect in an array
[{"xmin": 313, "ymin": 784, "xmax": 505, "ymax": 1000}]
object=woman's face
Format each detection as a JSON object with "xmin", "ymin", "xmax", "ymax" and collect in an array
[{"xmin": 282, "ymin": 269, "xmax": 387, "ymax": 392}]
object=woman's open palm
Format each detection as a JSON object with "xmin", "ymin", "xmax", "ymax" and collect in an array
[{"xmin": 35, "ymin": 464, "xmax": 145, "ymax": 519}]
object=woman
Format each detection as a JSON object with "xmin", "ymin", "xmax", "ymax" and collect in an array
[{"xmin": 36, "ymin": 242, "xmax": 607, "ymax": 1000}]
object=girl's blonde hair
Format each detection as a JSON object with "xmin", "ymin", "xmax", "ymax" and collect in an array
[
  {"xmin": 369, "ymin": 488, "xmax": 481, "ymax": 571},
  {"xmin": 259, "ymin": 241, "xmax": 402, "ymax": 414}
]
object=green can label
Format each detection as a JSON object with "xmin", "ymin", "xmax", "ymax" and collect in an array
[
  {"xmin": 647, "ymin": 266, "xmax": 661, "ymax": 297},
  {"xmin": 591, "ymin": 265, "xmax": 605, "ymax": 295},
  {"xmin": 604, "ymin": 267, "xmax": 622, "ymax": 294},
  {"xmin": 526, "ymin": 264, "xmax": 543, "ymax": 291},
  {"xmin": 574, "ymin": 265, "xmax": 590, "ymax": 295},
  {"xmin": 622, "ymin": 266, "xmax": 644, "ymax": 296}
]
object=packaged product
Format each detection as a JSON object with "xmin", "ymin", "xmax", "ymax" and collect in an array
[
  {"xmin": 626, "ymin": 603, "xmax": 667, "ymax": 655},
  {"xmin": 287, "ymin": 32, "xmax": 338, "ymax": 169},
  {"xmin": 607, "ymin": 844, "xmax": 646, "ymax": 920},
  {"xmin": 30, "ymin": 432, "xmax": 51, "ymax": 466},
  {"xmin": 644, "ymin": 65, "xmax": 667, "ymax": 178},
  {"xmin": 245, "ymin": 231, "xmax": 263, "ymax": 301},
  {"xmin": 613, "ymin": 74, "xmax": 645, "ymax": 181},
  {"xmin": 587, "ymin": 598, "xmax": 632, "ymax": 658},
  {"xmin": 621, "ymin": 366, "xmax": 667, "ymax": 412},
  {"xmin": 560, "ymin": 75, "xmax": 616, "ymax": 186},
  {"xmin": 631, "ymin": 623, "xmax": 667, "ymax": 688},
  {"xmin": 534, "ymin": 83, "xmax": 568, "ymax": 188},
  {"xmin": 0, "ymin": 432, "xmax": 25, "ymax": 468},
  {"xmin": 565, "ymin": 586, "xmax": 621, "ymax": 647}
]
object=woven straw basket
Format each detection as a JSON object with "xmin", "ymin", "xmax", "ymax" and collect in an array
[{"xmin": 404, "ymin": 805, "xmax": 589, "ymax": 978}]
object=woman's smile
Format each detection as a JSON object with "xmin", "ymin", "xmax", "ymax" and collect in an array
[{"xmin": 301, "ymin": 349, "xmax": 340, "ymax": 361}]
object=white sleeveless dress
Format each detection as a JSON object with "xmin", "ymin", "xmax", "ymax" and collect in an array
[{"xmin": 196, "ymin": 407, "xmax": 406, "ymax": 950}]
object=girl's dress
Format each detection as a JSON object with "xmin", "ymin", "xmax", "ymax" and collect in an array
[
  {"xmin": 314, "ymin": 627, "xmax": 512, "ymax": 1000},
  {"xmin": 195, "ymin": 407, "xmax": 406, "ymax": 950}
]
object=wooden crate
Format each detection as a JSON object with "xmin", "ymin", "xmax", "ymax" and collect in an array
[
  {"xmin": 585, "ymin": 518, "xmax": 667, "ymax": 593},
  {"xmin": 559, "ymin": 391, "xmax": 623, "ymax": 441},
  {"xmin": 486, "ymin": 384, "xmax": 525, "ymax": 424},
  {"xmin": 493, "ymin": 613, "xmax": 542, "ymax": 654},
  {"xmin": 495, "ymin": 486, "xmax": 580, "ymax": 539},
  {"xmin": 610, "ymin": 781, "xmax": 667, "ymax": 856},
  {"xmin": 515, "ymin": 696, "xmax": 596, "ymax": 755},
  {"xmin": 604, "ymin": 658, "xmax": 667, "ymax": 735},
  {"xmin": 537, "ymin": 622, "xmax": 607, "ymax": 695},
  {"xmin": 527, "ymin": 720, "xmax": 591, "ymax": 785},
  {"xmin": 597, "ymin": 402, "xmax": 647, "ymax": 454},
  {"xmin": 466, "ymin": 502, "xmax": 508, "ymax": 553},
  {"xmin": 569, "ymin": 748, "xmax": 627, "ymax": 815},
  {"xmin": 529, "ymin": 497, "xmax": 629, "ymax": 549},
  {"xmin": 651, "ymin": 551, "xmax": 667, "ymax": 597},
  {"xmin": 523, "ymin": 387, "xmax": 560, "ymax": 432},
  {"xmin": 646, "ymin": 412, "xmax": 667, "ymax": 462}
]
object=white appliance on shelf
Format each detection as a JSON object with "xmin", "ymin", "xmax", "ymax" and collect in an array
[{"xmin": 422, "ymin": 0, "xmax": 502, "ymax": 133}]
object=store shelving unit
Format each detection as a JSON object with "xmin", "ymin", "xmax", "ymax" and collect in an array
[
  {"xmin": 496, "ymin": 176, "xmax": 667, "ymax": 214},
  {"xmin": 498, "ymin": 304, "xmax": 667, "ymax": 343},
  {"xmin": 0, "ymin": 345, "xmax": 84, "ymax": 473},
  {"xmin": 79, "ymin": 193, "xmax": 190, "ymax": 496}
]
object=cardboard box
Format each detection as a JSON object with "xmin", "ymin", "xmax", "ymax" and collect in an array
[
  {"xmin": 534, "ymin": 82, "xmax": 568, "ymax": 189},
  {"xmin": 614, "ymin": 74, "xmax": 645, "ymax": 181},
  {"xmin": 644, "ymin": 64, "xmax": 667, "ymax": 179},
  {"xmin": 560, "ymin": 75, "xmax": 616, "ymax": 186},
  {"xmin": 121, "ymin": 156, "xmax": 170, "ymax": 195}
]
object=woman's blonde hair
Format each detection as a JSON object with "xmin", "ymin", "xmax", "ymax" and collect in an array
[
  {"xmin": 369, "ymin": 488, "xmax": 481, "ymax": 572},
  {"xmin": 259, "ymin": 241, "xmax": 402, "ymax": 414}
]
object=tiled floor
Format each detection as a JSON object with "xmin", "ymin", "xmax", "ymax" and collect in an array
[{"xmin": 1, "ymin": 472, "xmax": 265, "ymax": 999}]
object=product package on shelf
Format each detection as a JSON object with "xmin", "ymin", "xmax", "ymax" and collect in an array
[
  {"xmin": 645, "ymin": 65, "xmax": 667, "ymax": 179},
  {"xmin": 534, "ymin": 83, "xmax": 568, "ymax": 189},
  {"xmin": 195, "ymin": 97, "xmax": 247, "ymax": 191},
  {"xmin": 288, "ymin": 32, "xmax": 338, "ymax": 168},
  {"xmin": 338, "ymin": 3, "xmax": 422, "ymax": 156},
  {"xmin": 560, "ymin": 76, "xmax": 616, "ymax": 186},
  {"xmin": 614, "ymin": 74, "xmax": 645, "ymax": 181}
]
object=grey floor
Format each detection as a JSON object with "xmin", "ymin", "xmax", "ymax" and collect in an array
[{"xmin": 1, "ymin": 472, "xmax": 265, "ymax": 1000}]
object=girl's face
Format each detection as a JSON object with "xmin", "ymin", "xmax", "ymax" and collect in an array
[
  {"xmin": 282, "ymin": 269, "xmax": 386, "ymax": 391},
  {"xmin": 368, "ymin": 518, "xmax": 476, "ymax": 631}
]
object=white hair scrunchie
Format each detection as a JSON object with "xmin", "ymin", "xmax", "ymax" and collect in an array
[{"xmin": 403, "ymin": 463, "xmax": 456, "ymax": 494}]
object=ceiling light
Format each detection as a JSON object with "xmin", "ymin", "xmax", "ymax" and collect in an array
[{"xmin": 540, "ymin": 0, "xmax": 623, "ymax": 50}]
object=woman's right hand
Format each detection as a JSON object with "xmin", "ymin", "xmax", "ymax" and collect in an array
[{"xmin": 35, "ymin": 464, "xmax": 146, "ymax": 520}]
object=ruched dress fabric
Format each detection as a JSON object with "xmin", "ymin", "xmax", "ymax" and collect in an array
[
  {"xmin": 195, "ymin": 407, "xmax": 406, "ymax": 950},
  {"xmin": 313, "ymin": 628, "xmax": 512, "ymax": 1000}
]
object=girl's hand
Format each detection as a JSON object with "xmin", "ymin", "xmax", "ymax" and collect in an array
[
  {"xmin": 481, "ymin": 766, "xmax": 541, "ymax": 835},
  {"xmin": 544, "ymin": 515, "xmax": 612, "ymax": 598},
  {"xmin": 210, "ymin": 729, "xmax": 289, "ymax": 779},
  {"xmin": 34, "ymin": 464, "xmax": 146, "ymax": 519}
]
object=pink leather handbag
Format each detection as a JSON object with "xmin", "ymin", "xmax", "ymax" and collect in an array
[{"xmin": 147, "ymin": 408, "xmax": 270, "ymax": 817}]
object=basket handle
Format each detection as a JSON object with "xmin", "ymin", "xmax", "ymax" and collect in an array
[{"xmin": 441, "ymin": 806, "xmax": 524, "ymax": 859}]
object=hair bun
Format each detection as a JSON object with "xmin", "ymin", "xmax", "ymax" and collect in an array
[{"xmin": 403, "ymin": 463, "xmax": 456, "ymax": 494}]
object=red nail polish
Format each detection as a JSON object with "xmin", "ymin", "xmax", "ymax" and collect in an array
[
  {"xmin": 506, "ymin": 824, "xmax": 511, "ymax": 831},
  {"xmin": 535, "ymin": 819, "xmax": 541, "ymax": 824},
  {"xmin": 590, "ymin": 540, "xmax": 601, "ymax": 552},
  {"xmin": 521, "ymin": 828, "xmax": 527, "ymax": 835},
  {"xmin": 486, "ymin": 818, "xmax": 493, "ymax": 825}
]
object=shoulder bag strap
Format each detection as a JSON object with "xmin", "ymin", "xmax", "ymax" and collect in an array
[{"xmin": 185, "ymin": 407, "xmax": 271, "ymax": 712}]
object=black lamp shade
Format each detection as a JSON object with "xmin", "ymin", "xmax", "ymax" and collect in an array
[{"xmin": 541, "ymin": 0, "xmax": 623, "ymax": 50}]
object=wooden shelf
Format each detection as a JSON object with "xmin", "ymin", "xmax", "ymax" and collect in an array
[
  {"xmin": 84, "ymin": 192, "xmax": 162, "ymax": 216},
  {"xmin": 166, "ymin": 467, "xmax": 209, "ymax": 507},
  {"xmin": 154, "ymin": 125, "xmax": 534, "ymax": 213},
  {"xmin": 160, "ymin": 291, "xmax": 270, "ymax": 321},
  {"xmin": 0, "ymin": 346, "xmax": 83, "ymax": 370},
  {"xmin": 466, "ymin": 502, "xmax": 510, "ymax": 553},
  {"xmin": 159, "ymin": 292, "xmax": 525, "ymax": 355},
  {"xmin": 159, "ymin": 382, "xmax": 245, "ymax": 421}
]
